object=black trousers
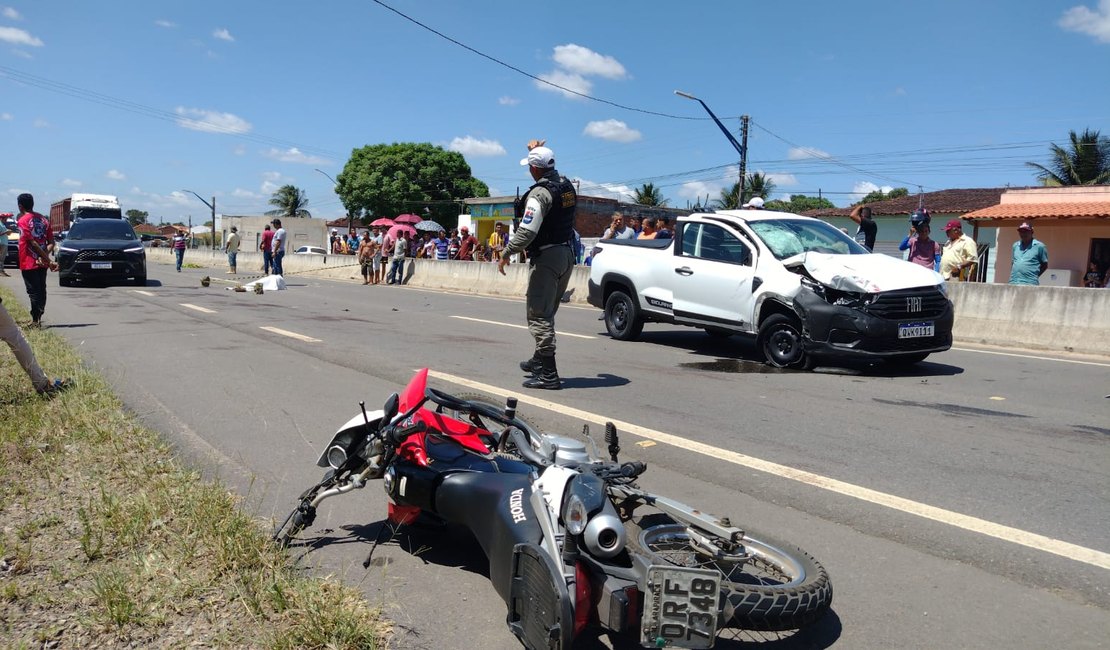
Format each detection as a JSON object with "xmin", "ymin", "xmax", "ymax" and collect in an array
[{"xmin": 21, "ymin": 268, "xmax": 48, "ymax": 323}]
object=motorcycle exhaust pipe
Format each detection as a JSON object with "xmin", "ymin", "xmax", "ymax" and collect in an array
[{"xmin": 582, "ymin": 500, "xmax": 626, "ymax": 558}]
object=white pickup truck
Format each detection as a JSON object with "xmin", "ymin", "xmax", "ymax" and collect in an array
[{"xmin": 587, "ymin": 210, "xmax": 953, "ymax": 369}]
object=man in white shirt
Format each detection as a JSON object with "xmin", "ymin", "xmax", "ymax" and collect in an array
[{"xmin": 270, "ymin": 219, "xmax": 287, "ymax": 276}]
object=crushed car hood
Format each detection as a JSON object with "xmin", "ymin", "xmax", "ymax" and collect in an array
[{"xmin": 783, "ymin": 252, "xmax": 944, "ymax": 293}]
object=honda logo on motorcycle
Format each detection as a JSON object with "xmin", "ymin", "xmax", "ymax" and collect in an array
[
  {"xmin": 509, "ymin": 488, "xmax": 527, "ymax": 523},
  {"xmin": 906, "ymin": 296, "xmax": 922, "ymax": 313}
]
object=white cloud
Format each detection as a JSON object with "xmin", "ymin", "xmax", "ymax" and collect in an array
[
  {"xmin": 2, "ymin": 7, "xmax": 21, "ymax": 20},
  {"xmin": 575, "ymin": 178, "xmax": 634, "ymax": 201},
  {"xmin": 0, "ymin": 26, "xmax": 43, "ymax": 47},
  {"xmin": 583, "ymin": 119, "xmax": 641, "ymax": 143},
  {"xmin": 448, "ymin": 136, "xmax": 506, "ymax": 157},
  {"xmin": 233, "ymin": 144, "xmax": 246, "ymax": 156},
  {"xmin": 260, "ymin": 171, "xmax": 292, "ymax": 195},
  {"xmin": 32, "ymin": 118, "xmax": 48, "ymax": 128},
  {"xmin": 498, "ymin": 96, "xmax": 520, "ymax": 106},
  {"xmin": 155, "ymin": 19, "xmax": 176, "ymax": 28},
  {"xmin": 787, "ymin": 146, "xmax": 830, "ymax": 160},
  {"xmin": 764, "ymin": 172, "xmax": 799, "ymax": 187},
  {"xmin": 552, "ymin": 44, "xmax": 626, "ymax": 79},
  {"xmin": 263, "ymin": 147, "xmax": 330, "ymax": 165},
  {"xmin": 61, "ymin": 178, "xmax": 82, "ymax": 188},
  {"xmin": 677, "ymin": 180, "xmax": 723, "ymax": 202},
  {"xmin": 232, "ymin": 188, "xmax": 261, "ymax": 199},
  {"xmin": 1059, "ymin": 0, "xmax": 1110, "ymax": 42},
  {"xmin": 893, "ymin": 86, "xmax": 907, "ymax": 96},
  {"xmin": 213, "ymin": 28, "xmax": 234, "ymax": 42},
  {"xmin": 850, "ymin": 181, "xmax": 894, "ymax": 202},
  {"xmin": 0, "ymin": 112, "xmax": 11, "ymax": 120},
  {"xmin": 11, "ymin": 48, "xmax": 31, "ymax": 59},
  {"xmin": 106, "ymin": 169, "xmax": 126, "ymax": 180},
  {"xmin": 133, "ymin": 188, "xmax": 194, "ymax": 208},
  {"xmin": 536, "ymin": 70, "xmax": 592, "ymax": 99},
  {"xmin": 174, "ymin": 107, "xmax": 252, "ymax": 134}
]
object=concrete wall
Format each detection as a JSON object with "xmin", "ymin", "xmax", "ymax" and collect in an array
[{"xmin": 147, "ymin": 247, "xmax": 1110, "ymax": 357}]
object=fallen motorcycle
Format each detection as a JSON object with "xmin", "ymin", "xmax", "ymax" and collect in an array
[{"xmin": 275, "ymin": 369, "xmax": 832, "ymax": 648}]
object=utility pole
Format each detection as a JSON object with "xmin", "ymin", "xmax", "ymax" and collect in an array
[
  {"xmin": 738, "ymin": 115, "xmax": 750, "ymax": 205},
  {"xmin": 182, "ymin": 190, "xmax": 217, "ymax": 250}
]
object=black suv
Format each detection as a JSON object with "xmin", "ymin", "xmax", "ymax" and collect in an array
[{"xmin": 56, "ymin": 219, "xmax": 146, "ymax": 286}]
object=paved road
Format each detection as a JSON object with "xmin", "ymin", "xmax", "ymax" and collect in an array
[{"xmin": 6, "ymin": 263, "xmax": 1108, "ymax": 649}]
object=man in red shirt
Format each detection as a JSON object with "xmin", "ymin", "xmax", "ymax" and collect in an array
[
  {"xmin": 15, "ymin": 194, "xmax": 57, "ymax": 328},
  {"xmin": 260, "ymin": 224, "xmax": 275, "ymax": 274},
  {"xmin": 456, "ymin": 225, "xmax": 479, "ymax": 261}
]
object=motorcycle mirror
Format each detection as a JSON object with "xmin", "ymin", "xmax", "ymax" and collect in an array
[{"xmin": 382, "ymin": 393, "xmax": 400, "ymax": 422}]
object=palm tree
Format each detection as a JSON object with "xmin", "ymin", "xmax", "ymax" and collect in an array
[
  {"xmin": 712, "ymin": 172, "xmax": 777, "ymax": 209},
  {"xmin": 1026, "ymin": 129, "xmax": 1110, "ymax": 186},
  {"xmin": 633, "ymin": 182, "xmax": 669, "ymax": 207},
  {"xmin": 265, "ymin": 185, "xmax": 312, "ymax": 218}
]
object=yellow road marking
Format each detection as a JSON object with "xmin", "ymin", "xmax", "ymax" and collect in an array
[
  {"xmin": 636, "ymin": 440, "xmax": 657, "ymax": 448},
  {"xmin": 427, "ymin": 369, "xmax": 1110, "ymax": 571},
  {"xmin": 259, "ymin": 326, "xmax": 321, "ymax": 343},
  {"xmin": 180, "ymin": 303, "xmax": 216, "ymax": 314},
  {"xmin": 450, "ymin": 315, "xmax": 596, "ymax": 339}
]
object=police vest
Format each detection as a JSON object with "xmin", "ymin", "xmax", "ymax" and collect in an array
[{"xmin": 516, "ymin": 174, "xmax": 577, "ymax": 254}]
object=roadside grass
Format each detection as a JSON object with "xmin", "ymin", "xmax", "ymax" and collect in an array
[{"xmin": 0, "ymin": 289, "xmax": 388, "ymax": 648}]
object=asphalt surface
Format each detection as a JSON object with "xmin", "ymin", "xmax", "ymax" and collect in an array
[{"xmin": 5, "ymin": 261, "xmax": 1107, "ymax": 650}]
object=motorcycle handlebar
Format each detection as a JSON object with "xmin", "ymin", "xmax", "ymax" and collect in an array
[
  {"xmin": 386, "ymin": 419, "xmax": 428, "ymax": 446},
  {"xmin": 508, "ymin": 427, "xmax": 550, "ymax": 468}
]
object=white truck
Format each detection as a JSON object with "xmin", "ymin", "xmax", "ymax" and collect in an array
[{"xmin": 587, "ymin": 210, "xmax": 953, "ymax": 369}]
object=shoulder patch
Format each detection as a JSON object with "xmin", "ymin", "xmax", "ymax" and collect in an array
[{"xmin": 522, "ymin": 207, "xmax": 535, "ymax": 225}]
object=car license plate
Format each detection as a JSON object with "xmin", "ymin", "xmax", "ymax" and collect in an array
[
  {"xmin": 898, "ymin": 321, "xmax": 934, "ymax": 339},
  {"xmin": 642, "ymin": 566, "xmax": 720, "ymax": 648}
]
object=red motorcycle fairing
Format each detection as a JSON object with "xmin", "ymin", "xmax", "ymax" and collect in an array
[{"xmin": 395, "ymin": 368, "xmax": 496, "ymax": 467}]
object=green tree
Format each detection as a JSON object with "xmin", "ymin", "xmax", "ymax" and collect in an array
[
  {"xmin": 633, "ymin": 182, "xmax": 669, "ymax": 207},
  {"xmin": 1026, "ymin": 129, "xmax": 1110, "ymax": 186},
  {"xmin": 125, "ymin": 209, "xmax": 148, "ymax": 226},
  {"xmin": 265, "ymin": 185, "xmax": 312, "ymax": 218},
  {"xmin": 764, "ymin": 194, "xmax": 836, "ymax": 213},
  {"xmin": 859, "ymin": 187, "xmax": 909, "ymax": 204},
  {"xmin": 337, "ymin": 143, "xmax": 489, "ymax": 224},
  {"xmin": 712, "ymin": 172, "xmax": 777, "ymax": 209}
]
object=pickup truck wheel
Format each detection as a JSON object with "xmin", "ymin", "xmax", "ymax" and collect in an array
[
  {"xmin": 758, "ymin": 314, "xmax": 809, "ymax": 369},
  {"xmin": 604, "ymin": 290, "xmax": 644, "ymax": 341}
]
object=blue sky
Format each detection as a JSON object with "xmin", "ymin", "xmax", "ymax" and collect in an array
[{"xmin": 1, "ymin": 0, "xmax": 1108, "ymax": 222}]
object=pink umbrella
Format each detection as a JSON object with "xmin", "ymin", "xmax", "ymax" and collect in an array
[
  {"xmin": 393, "ymin": 213, "xmax": 422, "ymax": 225},
  {"xmin": 387, "ymin": 224, "xmax": 417, "ymax": 240},
  {"xmin": 370, "ymin": 217, "xmax": 395, "ymax": 227}
]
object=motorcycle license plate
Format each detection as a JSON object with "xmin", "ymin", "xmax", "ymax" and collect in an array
[
  {"xmin": 642, "ymin": 566, "xmax": 720, "ymax": 648},
  {"xmin": 90, "ymin": 262, "xmax": 112, "ymax": 270},
  {"xmin": 898, "ymin": 321, "xmax": 934, "ymax": 339}
]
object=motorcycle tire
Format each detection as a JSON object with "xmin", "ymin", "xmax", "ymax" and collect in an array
[{"xmin": 627, "ymin": 514, "xmax": 832, "ymax": 632}]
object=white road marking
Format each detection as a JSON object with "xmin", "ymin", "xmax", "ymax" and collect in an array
[
  {"xmin": 450, "ymin": 315, "xmax": 596, "ymax": 339},
  {"xmin": 180, "ymin": 303, "xmax": 216, "ymax": 314},
  {"xmin": 428, "ymin": 369, "xmax": 1110, "ymax": 571},
  {"xmin": 259, "ymin": 326, "xmax": 321, "ymax": 343},
  {"xmin": 132, "ymin": 290, "xmax": 155, "ymax": 297},
  {"xmin": 952, "ymin": 346, "xmax": 1110, "ymax": 367}
]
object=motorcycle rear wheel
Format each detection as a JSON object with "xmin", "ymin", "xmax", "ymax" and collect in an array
[{"xmin": 628, "ymin": 514, "xmax": 832, "ymax": 632}]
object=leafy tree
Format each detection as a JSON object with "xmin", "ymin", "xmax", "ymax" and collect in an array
[
  {"xmin": 125, "ymin": 209, "xmax": 148, "ymax": 226},
  {"xmin": 712, "ymin": 172, "xmax": 777, "ymax": 209},
  {"xmin": 337, "ymin": 143, "xmax": 489, "ymax": 224},
  {"xmin": 633, "ymin": 182, "xmax": 669, "ymax": 207},
  {"xmin": 859, "ymin": 187, "xmax": 909, "ymax": 204},
  {"xmin": 265, "ymin": 185, "xmax": 312, "ymax": 218},
  {"xmin": 764, "ymin": 194, "xmax": 836, "ymax": 213},
  {"xmin": 1025, "ymin": 129, "xmax": 1110, "ymax": 186}
]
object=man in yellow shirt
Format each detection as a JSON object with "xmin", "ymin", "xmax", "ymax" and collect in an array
[
  {"xmin": 488, "ymin": 222, "xmax": 507, "ymax": 262},
  {"xmin": 939, "ymin": 219, "xmax": 977, "ymax": 281}
]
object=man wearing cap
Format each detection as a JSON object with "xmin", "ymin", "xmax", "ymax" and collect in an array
[
  {"xmin": 456, "ymin": 225, "xmax": 478, "ymax": 261},
  {"xmin": 940, "ymin": 219, "xmax": 977, "ymax": 281},
  {"xmin": 224, "ymin": 225, "xmax": 241, "ymax": 274},
  {"xmin": 499, "ymin": 141, "xmax": 577, "ymax": 390},
  {"xmin": 742, "ymin": 197, "xmax": 765, "ymax": 210},
  {"xmin": 1008, "ymin": 221, "xmax": 1048, "ymax": 285}
]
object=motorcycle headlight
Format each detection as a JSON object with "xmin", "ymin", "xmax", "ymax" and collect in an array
[{"xmin": 564, "ymin": 493, "xmax": 588, "ymax": 535}]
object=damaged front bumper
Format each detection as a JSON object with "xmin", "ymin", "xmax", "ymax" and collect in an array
[{"xmin": 792, "ymin": 283, "xmax": 954, "ymax": 361}]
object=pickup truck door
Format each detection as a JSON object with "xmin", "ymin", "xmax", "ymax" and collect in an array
[{"xmin": 670, "ymin": 222, "xmax": 756, "ymax": 331}]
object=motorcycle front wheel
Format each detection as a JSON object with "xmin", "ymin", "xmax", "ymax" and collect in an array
[{"xmin": 628, "ymin": 514, "xmax": 832, "ymax": 632}]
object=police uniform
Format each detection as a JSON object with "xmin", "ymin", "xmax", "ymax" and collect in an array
[{"xmin": 505, "ymin": 147, "xmax": 576, "ymax": 389}]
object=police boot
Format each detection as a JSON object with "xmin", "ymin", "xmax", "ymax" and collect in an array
[
  {"xmin": 519, "ymin": 355, "xmax": 541, "ymax": 376},
  {"xmin": 522, "ymin": 356, "xmax": 561, "ymax": 390}
]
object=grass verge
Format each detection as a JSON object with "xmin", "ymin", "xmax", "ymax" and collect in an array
[{"xmin": 0, "ymin": 288, "xmax": 388, "ymax": 648}]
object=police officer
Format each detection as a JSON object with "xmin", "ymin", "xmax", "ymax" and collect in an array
[{"xmin": 498, "ymin": 142, "xmax": 576, "ymax": 390}]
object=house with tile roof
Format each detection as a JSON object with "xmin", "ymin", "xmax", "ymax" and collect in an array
[{"xmin": 961, "ymin": 186, "xmax": 1110, "ymax": 286}]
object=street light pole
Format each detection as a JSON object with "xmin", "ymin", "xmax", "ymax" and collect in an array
[
  {"xmin": 675, "ymin": 90, "xmax": 749, "ymax": 207},
  {"xmin": 182, "ymin": 189, "xmax": 216, "ymax": 250}
]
